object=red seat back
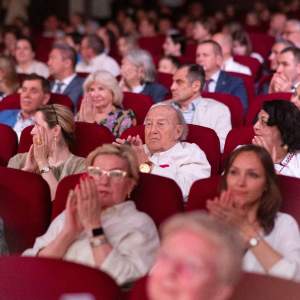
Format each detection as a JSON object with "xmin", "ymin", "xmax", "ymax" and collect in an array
[
  {"xmin": 0, "ymin": 124, "xmax": 18, "ymax": 166},
  {"xmin": 0, "ymin": 167, "xmax": 51, "ymax": 253},
  {"xmin": 157, "ymin": 72, "xmax": 173, "ymax": 100},
  {"xmin": 52, "ymin": 172, "xmax": 184, "ymax": 227},
  {"xmin": 0, "ymin": 256, "xmax": 121, "ymax": 300},
  {"xmin": 202, "ymin": 92, "xmax": 244, "ymax": 128},
  {"xmin": 245, "ymin": 93, "xmax": 292, "ymax": 125},
  {"xmin": 233, "ymin": 54, "xmax": 261, "ymax": 81},
  {"xmin": 34, "ymin": 36, "xmax": 54, "ymax": 63},
  {"xmin": 249, "ymin": 33, "xmax": 275, "ymax": 59},
  {"xmin": 120, "ymin": 124, "xmax": 220, "ymax": 176},
  {"xmin": 138, "ymin": 35, "xmax": 165, "ymax": 57},
  {"xmin": 227, "ymin": 72, "xmax": 255, "ymax": 100},
  {"xmin": 18, "ymin": 122, "xmax": 115, "ymax": 156},
  {"xmin": 77, "ymin": 72, "xmax": 90, "ymax": 79}
]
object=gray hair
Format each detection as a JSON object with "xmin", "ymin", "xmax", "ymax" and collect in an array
[
  {"xmin": 83, "ymin": 70, "xmax": 124, "ymax": 106},
  {"xmin": 125, "ymin": 49, "xmax": 157, "ymax": 83},
  {"xmin": 278, "ymin": 39, "xmax": 295, "ymax": 48},
  {"xmin": 175, "ymin": 108, "xmax": 188, "ymax": 141},
  {"xmin": 160, "ymin": 211, "xmax": 243, "ymax": 286},
  {"xmin": 286, "ymin": 19, "xmax": 300, "ymax": 31}
]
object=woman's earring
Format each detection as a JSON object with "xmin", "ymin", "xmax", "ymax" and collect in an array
[
  {"xmin": 282, "ymin": 144, "xmax": 289, "ymax": 151},
  {"xmin": 55, "ymin": 137, "xmax": 57, "ymax": 147},
  {"xmin": 127, "ymin": 192, "xmax": 131, "ymax": 199}
]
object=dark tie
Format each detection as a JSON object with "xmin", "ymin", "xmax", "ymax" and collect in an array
[
  {"xmin": 55, "ymin": 82, "xmax": 64, "ymax": 94},
  {"xmin": 203, "ymin": 79, "xmax": 212, "ymax": 93}
]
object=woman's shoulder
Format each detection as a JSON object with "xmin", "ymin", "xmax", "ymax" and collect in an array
[
  {"xmin": 7, "ymin": 152, "xmax": 28, "ymax": 169},
  {"xmin": 275, "ymin": 212, "xmax": 299, "ymax": 229},
  {"xmin": 61, "ymin": 153, "xmax": 86, "ymax": 176}
]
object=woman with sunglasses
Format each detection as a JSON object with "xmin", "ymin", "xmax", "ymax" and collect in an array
[
  {"xmin": 8, "ymin": 104, "xmax": 86, "ymax": 200},
  {"xmin": 23, "ymin": 144, "xmax": 159, "ymax": 286}
]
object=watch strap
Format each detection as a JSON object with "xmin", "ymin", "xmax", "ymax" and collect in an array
[
  {"xmin": 87, "ymin": 227, "xmax": 104, "ymax": 238},
  {"xmin": 90, "ymin": 235, "xmax": 108, "ymax": 248}
]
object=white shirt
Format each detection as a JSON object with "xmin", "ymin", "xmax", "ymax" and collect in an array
[
  {"xmin": 144, "ymin": 142, "xmax": 211, "ymax": 202},
  {"xmin": 76, "ymin": 52, "xmax": 120, "ymax": 77},
  {"xmin": 274, "ymin": 151, "xmax": 300, "ymax": 178},
  {"xmin": 13, "ymin": 111, "xmax": 34, "ymax": 141},
  {"xmin": 243, "ymin": 212, "xmax": 300, "ymax": 281},
  {"xmin": 132, "ymin": 83, "xmax": 146, "ymax": 94},
  {"xmin": 223, "ymin": 56, "xmax": 252, "ymax": 76},
  {"xmin": 22, "ymin": 201, "xmax": 159, "ymax": 285},
  {"xmin": 51, "ymin": 73, "xmax": 77, "ymax": 94},
  {"xmin": 16, "ymin": 60, "xmax": 49, "ymax": 78},
  {"xmin": 208, "ymin": 69, "xmax": 221, "ymax": 92}
]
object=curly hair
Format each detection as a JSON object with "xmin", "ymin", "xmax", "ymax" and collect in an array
[{"xmin": 262, "ymin": 100, "xmax": 300, "ymax": 152}]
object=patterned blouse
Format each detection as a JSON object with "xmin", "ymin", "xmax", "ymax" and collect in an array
[{"xmin": 94, "ymin": 107, "xmax": 136, "ymax": 138}]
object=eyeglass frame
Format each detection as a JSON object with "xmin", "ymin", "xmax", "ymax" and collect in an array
[{"xmin": 87, "ymin": 166, "xmax": 128, "ymax": 181}]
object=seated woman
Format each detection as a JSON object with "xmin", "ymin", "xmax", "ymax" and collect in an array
[
  {"xmin": 15, "ymin": 38, "xmax": 49, "ymax": 78},
  {"xmin": 252, "ymin": 100, "xmax": 300, "ymax": 177},
  {"xmin": 119, "ymin": 49, "xmax": 168, "ymax": 103},
  {"xmin": 0, "ymin": 55, "xmax": 19, "ymax": 101},
  {"xmin": 207, "ymin": 145, "xmax": 300, "ymax": 281},
  {"xmin": 78, "ymin": 70, "xmax": 136, "ymax": 138},
  {"xmin": 117, "ymin": 34, "xmax": 139, "ymax": 58},
  {"xmin": 8, "ymin": 104, "xmax": 86, "ymax": 200},
  {"xmin": 23, "ymin": 144, "xmax": 160, "ymax": 286}
]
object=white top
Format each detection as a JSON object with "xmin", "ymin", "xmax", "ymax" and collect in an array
[
  {"xmin": 243, "ymin": 212, "xmax": 300, "ymax": 281},
  {"xmin": 22, "ymin": 201, "xmax": 159, "ymax": 285},
  {"xmin": 76, "ymin": 52, "xmax": 120, "ymax": 77},
  {"xmin": 144, "ymin": 142, "xmax": 211, "ymax": 202},
  {"xmin": 251, "ymin": 52, "xmax": 264, "ymax": 64},
  {"xmin": 223, "ymin": 56, "xmax": 252, "ymax": 76},
  {"xmin": 16, "ymin": 60, "xmax": 49, "ymax": 79},
  {"xmin": 51, "ymin": 73, "xmax": 77, "ymax": 94},
  {"xmin": 274, "ymin": 151, "xmax": 300, "ymax": 178},
  {"xmin": 13, "ymin": 111, "xmax": 34, "ymax": 141}
]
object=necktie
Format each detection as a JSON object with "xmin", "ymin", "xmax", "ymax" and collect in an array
[
  {"xmin": 203, "ymin": 79, "xmax": 212, "ymax": 93},
  {"xmin": 55, "ymin": 82, "xmax": 64, "ymax": 94}
]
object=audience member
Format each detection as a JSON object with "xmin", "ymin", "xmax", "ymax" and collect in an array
[
  {"xmin": 148, "ymin": 211, "xmax": 243, "ymax": 300},
  {"xmin": 122, "ymin": 14, "xmax": 139, "ymax": 39},
  {"xmin": 15, "ymin": 38, "xmax": 49, "ymax": 78},
  {"xmin": 119, "ymin": 49, "xmax": 168, "ymax": 103},
  {"xmin": 192, "ymin": 18, "xmax": 213, "ymax": 43},
  {"xmin": 268, "ymin": 47, "xmax": 300, "ymax": 94},
  {"xmin": 282, "ymin": 19, "xmax": 300, "ymax": 48},
  {"xmin": 207, "ymin": 145, "xmax": 300, "ymax": 281},
  {"xmin": 138, "ymin": 17, "xmax": 157, "ymax": 37},
  {"xmin": 196, "ymin": 40, "xmax": 248, "ymax": 115},
  {"xmin": 48, "ymin": 44, "xmax": 84, "ymax": 110},
  {"xmin": 76, "ymin": 35, "xmax": 120, "ymax": 76},
  {"xmin": 213, "ymin": 32, "xmax": 252, "ymax": 75},
  {"xmin": 0, "ymin": 73, "xmax": 50, "ymax": 140},
  {"xmin": 117, "ymin": 35, "xmax": 139, "ymax": 58},
  {"xmin": 158, "ymin": 55, "xmax": 180, "ymax": 75},
  {"xmin": 163, "ymin": 34, "xmax": 186, "ymax": 57},
  {"xmin": 160, "ymin": 63, "xmax": 231, "ymax": 152},
  {"xmin": 78, "ymin": 70, "xmax": 136, "ymax": 138},
  {"xmin": 2, "ymin": 25, "xmax": 21, "ymax": 58},
  {"xmin": 65, "ymin": 32, "xmax": 83, "ymax": 62},
  {"xmin": 116, "ymin": 105, "xmax": 211, "ymax": 201},
  {"xmin": 42, "ymin": 15, "xmax": 65, "ymax": 39},
  {"xmin": 268, "ymin": 13, "xmax": 287, "ymax": 41},
  {"xmin": 23, "ymin": 144, "xmax": 159, "ymax": 286},
  {"xmin": 0, "ymin": 55, "xmax": 19, "ymax": 100}
]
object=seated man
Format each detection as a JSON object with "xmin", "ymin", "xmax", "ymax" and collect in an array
[
  {"xmin": 160, "ymin": 63, "xmax": 231, "ymax": 152},
  {"xmin": 0, "ymin": 73, "xmax": 50, "ymax": 140},
  {"xmin": 196, "ymin": 40, "xmax": 248, "ymax": 115},
  {"xmin": 116, "ymin": 105, "xmax": 211, "ymax": 202},
  {"xmin": 148, "ymin": 211, "xmax": 243, "ymax": 300}
]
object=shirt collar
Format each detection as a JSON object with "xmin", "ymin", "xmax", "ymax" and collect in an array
[
  {"xmin": 172, "ymin": 96, "xmax": 200, "ymax": 112},
  {"xmin": 55, "ymin": 73, "xmax": 77, "ymax": 86},
  {"xmin": 210, "ymin": 68, "xmax": 221, "ymax": 82},
  {"xmin": 18, "ymin": 110, "xmax": 34, "ymax": 122}
]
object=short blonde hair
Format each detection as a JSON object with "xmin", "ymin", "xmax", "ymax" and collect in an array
[
  {"xmin": 82, "ymin": 70, "xmax": 124, "ymax": 106},
  {"xmin": 160, "ymin": 211, "xmax": 243, "ymax": 286},
  {"xmin": 85, "ymin": 144, "xmax": 139, "ymax": 183}
]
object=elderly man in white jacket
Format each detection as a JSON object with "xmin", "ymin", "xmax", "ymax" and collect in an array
[{"xmin": 116, "ymin": 105, "xmax": 211, "ymax": 202}]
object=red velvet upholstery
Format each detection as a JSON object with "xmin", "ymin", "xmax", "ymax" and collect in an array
[
  {"xmin": 201, "ymin": 92, "xmax": 244, "ymax": 128},
  {"xmin": 257, "ymin": 73, "xmax": 273, "ymax": 96},
  {"xmin": 122, "ymin": 92, "xmax": 155, "ymax": 125},
  {"xmin": 138, "ymin": 35, "xmax": 165, "ymax": 57},
  {"xmin": 221, "ymin": 125, "xmax": 255, "ymax": 170},
  {"xmin": 17, "ymin": 73, "xmax": 27, "ymax": 85},
  {"xmin": 129, "ymin": 275, "xmax": 149, "ymax": 300},
  {"xmin": 120, "ymin": 124, "xmax": 220, "ymax": 176},
  {"xmin": 0, "ymin": 256, "xmax": 121, "ymax": 300},
  {"xmin": 233, "ymin": 55, "xmax": 261, "ymax": 81},
  {"xmin": 184, "ymin": 42, "xmax": 197, "ymax": 62},
  {"xmin": 0, "ymin": 167, "xmax": 51, "ymax": 253},
  {"xmin": 34, "ymin": 36, "xmax": 55, "ymax": 63},
  {"xmin": 157, "ymin": 72, "xmax": 173, "ymax": 100},
  {"xmin": 0, "ymin": 93, "xmax": 74, "ymax": 112},
  {"xmin": 245, "ymin": 93, "xmax": 292, "ymax": 125},
  {"xmin": 227, "ymin": 72, "xmax": 255, "ymax": 100},
  {"xmin": 249, "ymin": 33, "xmax": 275, "ymax": 59},
  {"xmin": 0, "ymin": 124, "xmax": 18, "ymax": 166},
  {"xmin": 18, "ymin": 122, "xmax": 115, "ymax": 156},
  {"xmin": 52, "ymin": 172, "xmax": 184, "ymax": 227},
  {"xmin": 77, "ymin": 72, "xmax": 90, "ymax": 78}
]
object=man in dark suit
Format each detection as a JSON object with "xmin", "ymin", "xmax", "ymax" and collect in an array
[
  {"xmin": 196, "ymin": 40, "xmax": 248, "ymax": 115},
  {"xmin": 48, "ymin": 44, "xmax": 84, "ymax": 111}
]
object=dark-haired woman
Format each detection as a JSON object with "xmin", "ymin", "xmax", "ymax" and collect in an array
[
  {"xmin": 207, "ymin": 145, "xmax": 300, "ymax": 281},
  {"xmin": 8, "ymin": 104, "xmax": 85, "ymax": 199},
  {"xmin": 252, "ymin": 100, "xmax": 300, "ymax": 178}
]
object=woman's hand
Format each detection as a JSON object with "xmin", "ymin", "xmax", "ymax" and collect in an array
[
  {"xmin": 252, "ymin": 136, "xmax": 276, "ymax": 163},
  {"xmin": 33, "ymin": 126, "xmax": 50, "ymax": 169},
  {"xmin": 118, "ymin": 77, "xmax": 132, "ymax": 92},
  {"xmin": 79, "ymin": 92, "xmax": 95, "ymax": 123},
  {"xmin": 76, "ymin": 174, "xmax": 102, "ymax": 231},
  {"xmin": 115, "ymin": 135, "xmax": 149, "ymax": 164},
  {"xmin": 22, "ymin": 144, "xmax": 38, "ymax": 172}
]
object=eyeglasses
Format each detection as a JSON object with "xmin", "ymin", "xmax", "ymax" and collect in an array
[
  {"xmin": 282, "ymin": 31, "xmax": 300, "ymax": 35},
  {"xmin": 87, "ymin": 166, "xmax": 127, "ymax": 182}
]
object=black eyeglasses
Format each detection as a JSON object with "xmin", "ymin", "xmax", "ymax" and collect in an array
[{"xmin": 51, "ymin": 105, "xmax": 59, "ymax": 125}]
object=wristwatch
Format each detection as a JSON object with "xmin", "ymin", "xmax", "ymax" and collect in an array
[
  {"xmin": 90, "ymin": 235, "xmax": 108, "ymax": 248},
  {"xmin": 87, "ymin": 227, "xmax": 104, "ymax": 239},
  {"xmin": 139, "ymin": 161, "xmax": 153, "ymax": 173},
  {"xmin": 40, "ymin": 166, "xmax": 51, "ymax": 174}
]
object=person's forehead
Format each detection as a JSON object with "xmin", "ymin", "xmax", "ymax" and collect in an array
[
  {"xmin": 50, "ymin": 48, "xmax": 62, "ymax": 57},
  {"xmin": 273, "ymin": 43, "xmax": 285, "ymax": 52},
  {"xmin": 197, "ymin": 43, "xmax": 213, "ymax": 52},
  {"xmin": 174, "ymin": 66, "xmax": 188, "ymax": 79},
  {"xmin": 285, "ymin": 22, "xmax": 297, "ymax": 31},
  {"xmin": 22, "ymin": 80, "xmax": 43, "ymax": 90},
  {"xmin": 147, "ymin": 106, "xmax": 176, "ymax": 119},
  {"xmin": 17, "ymin": 40, "xmax": 30, "ymax": 48},
  {"xmin": 279, "ymin": 51, "xmax": 294, "ymax": 62}
]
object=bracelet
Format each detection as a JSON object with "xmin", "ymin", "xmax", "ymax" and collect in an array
[
  {"xmin": 86, "ymin": 227, "xmax": 104, "ymax": 239},
  {"xmin": 90, "ymin": 235, "xmax": 108, "ymax": 248}
]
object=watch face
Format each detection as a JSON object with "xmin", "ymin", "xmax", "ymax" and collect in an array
[{"xmin": 44, "ymin": 167, "xmax": 50, "ymax": 172}]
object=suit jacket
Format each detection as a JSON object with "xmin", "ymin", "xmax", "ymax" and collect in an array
[
  {"xmin": 141, "ymin": 82, "xmax": 168, "ymax": 103},
  {"xmin": 50, "ymin": 75, "xmax": 85, "ymax": 110},
  {"xmin": 215, "ymin": 71, "xmax": 248, "ymax": 115},
  {"xmin": 0, "ymin": 109, "xmax": 20, "ymax": 127},
  {"xmin": 157, "ymin": 97, "xmax": 232, "ymax": 152}
]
